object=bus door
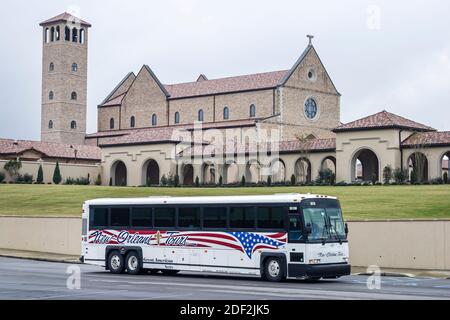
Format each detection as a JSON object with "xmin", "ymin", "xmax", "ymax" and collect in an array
[{"xmin": 287, "ymin": 211, "xmax": 306, "ymax": 264}]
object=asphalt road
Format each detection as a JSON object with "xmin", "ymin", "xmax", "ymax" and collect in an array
[{"xmin": 0, "ymin": 257, "xmax": 449, "ymax": 300}]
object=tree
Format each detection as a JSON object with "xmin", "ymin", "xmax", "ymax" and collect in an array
[
  {"xmin": 95, "ymin": 174, "xmax": 102, "ymax": 186},
  {"xmin": 0, "ymin": 171, "xmax": 5, "ymax": 183},
  {"xmin": 52, "ymin": 161, "xmax": 62, "ymax": 184},
  {"xmin": 109, "ymin": 177, "xmax": 113, "ymax": 186},
  {"xmin": 267, "ymin": 175, "xmax": 272, "ymax": 186},
  {"xmin": 195, "ymin": 176, "xmax": 200, "ymax": 187},
  {"xmin": 4, "ymin": 159, "xmax": 22, "ymax": 182},
  {"xmin": 241, "ymin": 175, "xmax": 246, "ymax": 186},
  {"xmin": 393, "ymin": 168, "xmax": 408, "ymax": 184},
  {"xmin": 383, "ymin": 165, "xmax": 392, "ymax": 185},
  {"xmin": 174, "ymin": 174, "xmax": 180, "ymax": 187},
  {"xmin": 160, "ymin": 174, "xmax": 168, "ymax": 186},
  {"xmin": 444, "ymin": 172, "xmax": 448, "ymax": 184},
  {"xmin": 219, "ymin": 175, "xmax": 223, "ymax": 187},
  {"xmin": 290, "ymin": 174, "xmax": 296, "ymax": 186},
  {"xmin": 36, "ymin": 164, "xmax": 44, "ymax": 184}
]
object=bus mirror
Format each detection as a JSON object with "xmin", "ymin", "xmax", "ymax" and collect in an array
[
  {"xmin": 305, "ymin": 223, "xmax": 312, "ymax": 235},
  {"xmin": 345, "ymin": 223, "xmax": 349, "ymax": 235}
]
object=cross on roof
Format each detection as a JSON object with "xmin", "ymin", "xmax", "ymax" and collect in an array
[{"xmin": 307, "ymin": 34, "xmax": 314, "ymax": 45}]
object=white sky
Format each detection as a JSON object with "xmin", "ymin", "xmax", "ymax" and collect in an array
[{"xmin": 0, "ymin": 0, "xmax": 449, "ymax": 140}]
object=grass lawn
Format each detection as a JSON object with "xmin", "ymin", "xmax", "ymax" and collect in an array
[{"xmin": 0, "ymin": 184, "xmax": 449, "ymax": 220}]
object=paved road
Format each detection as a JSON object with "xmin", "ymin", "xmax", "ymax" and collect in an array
[{"xmin": 0, "ymin": 257, "xmax": 449, "ymax": 300}]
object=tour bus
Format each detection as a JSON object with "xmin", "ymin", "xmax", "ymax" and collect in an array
[{"xmin": 81, "ymin": 194, "xmax": 351, "ymax": 281}]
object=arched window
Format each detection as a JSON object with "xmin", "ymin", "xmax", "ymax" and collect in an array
[
  {"xmin": 49, "ymin": 62, "xmax": 54, "ymax": 72},
  {"xmin": 72, "ymin": 28, "xmax": 78, "ymax": 43},
  {"xmin": 130, "ymin": 116, "xmax": 135, "ymax": 128},
  {"xmin": 48, "ymin": 120, "xmax": 53, "ymax": 129},
  {"xmin": 71, "ymin": 92, "xmax": 77, "ymax": 100},
  {"xmin": 79, "ymin": 29, "xmax": 85, "ymax": 44},
  {"xmin": 198, "ymin": 109, "xmax": 204, "ymax": 122},
  {"xmin": 45, "ymin": 28, "xmax": 50, "ymax": 43},
  {"xmin": 65, "ymin": 26, "xmax": 70, "ymax": 41},
  {"xmin": 250, "ymin": 104, "xmax": 256, "ymax": 118},
  {"xmin": 152, "ymin": 114, "xmax": 157, "ymax": 126},
  {"xmin": 71, "ymin": 63, "xmax": 78, "ymax": 72},
  {"xmin": 49, "ymin": 91, "xmax": 54, "ymax": 100},
  {"xmin": 70, "ymin": 121, "xmax": 77, "ymax": 129},
  {"xmin": 223, "ymin": 107, "xmax": 229, "ymax": 120},
  {"xmin": 55, "ymin": 26, "xmax": 60, "ymax": 41},
  {"xmin": 174, "ymin": 112, "xmax": 180, "ymax": 124},
  {"xmin": 110, "ymin": 118, "xmax": 115, "ymax": 129},
  {"xmin": 50, "ymin": 27, "xmax": 55, "ymax": 42}
]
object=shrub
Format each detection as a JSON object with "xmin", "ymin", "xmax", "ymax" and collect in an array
[
  {"xmin": 64, "ymin": 176, "xmax": 90, "ymax": 185},
  {"xmin": 267, "ymin": 176, "xmax": 272, "ymax": 186},
  {"xmin": 410, "ymin": 170, "xmax": 417, "ymax": 184},
  {"xmin": 290, "ymin": 174, "xmax": 296, "ymax": 186},
  {"xmin": 95, "ymin": 174, "xmax": 102, "ymax": 186},
  {"xmin": 109, "ymin": 177, "xmax": 113, "ymax": 186},
  {"xmin": 393, "ymin": 168, "xmax": 408, "ymax": 183},
  {"xmin": 444, "ymin": 172, "xmax": 448, "ymax": 184},
  {"xmin": 195, "ymin": 176, "xmax": 200, "ymax": 187},
  {"xmin": 241, "ymin": 175, "xmax": 246, "ymax": 186},
  {"xmin": 52, "ymin": 161, "xmax": 62, "ymax": 184},
  {"xmin": 0, "ymin": 171, "xmax": 5, "ymax": 183},
  {"xmin": 219, "ymin": 175, "xmax": 223, "ymax": 187},
  {"xmin": 174, "ymin": 174, "xmax": 180, "ymax": 187},
  {"xmin": 383, "ymin": 165, "xmax": 392, "ymax": 184},
  {"xmin": 317, "ymin": 169, "xmax": 335, "ymax": 185},
  {"xmin": 16, "ymin": 174, "xmax": 34, "ymax": 184},
  {"xmin": 160, "ymin": 174, "xmax": 168, "ymax": 186},
  {"xmin": 36, "ymin": 164, "xmax": 44, "ymax": 184},
  {"xmin": 4, "ymin": 159, "xmax": 22, "ymax": 182}
]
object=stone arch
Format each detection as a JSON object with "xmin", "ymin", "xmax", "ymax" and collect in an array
[
  {"xmin": 142, "ymin": 159, "xmax": 160, "ymax": 186},
  {"xmin": 202, "ymin": 162, "xmax": 216, "ymax": 184},
  {"xmin": 224, "ymin": 161, "xmax": 239, "ymax": 184},
  {"xmin": 441, "ymin": 151, "xmax": 450, "ymax": 180},
  {"xmin": 181, "ymin": 163, "xmax": 194, "ymax": 185},
  {"xmin": 72, "ymin": 28, "xmax": 78, "ymax": 42},
  {"xmin": 270, "ymin": 158, "xmax": 286, "ymax": 183},
  {"xmin": 321, "ymin": 156, "xmax": 336, "ymax": 173},
  {"xmin": 407, "ymin": 152, "xmax": 429, "ymax": 183},
  {"xmin": 295, "ymin": 157, "xmax": 312, "ymax": 183},
  {"xmin": 111, "ymin": 161, "xmax": 127, "ymax": 186},
  {"xmin": 351, "ymin": 148, "xmax": 379, "ymax": 182},
  {"xmin": 245, "ymin": 160, "xmax": 261, "ymax": 183}
]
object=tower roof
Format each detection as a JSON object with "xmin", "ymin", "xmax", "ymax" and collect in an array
[{"xmin": 40, "ymin": 12, "xmax": 92, "ymax": 27}]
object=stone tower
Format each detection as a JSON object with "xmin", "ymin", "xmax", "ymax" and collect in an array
[{"xmin": 39, "ymin": 13, "xmax": 91, "ymax": 145}]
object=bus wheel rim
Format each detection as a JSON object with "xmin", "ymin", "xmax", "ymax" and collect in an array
[
  {"xmin": 268, "ymin": 260, "xmax": 280, "ymax": 277},
  {"xmin": 111, "ymin": 255, "xmax": 121, "ymax": 270},
  {"xmin": 129, "ymin": 256, "xmax": 138, "ymax": 270}
]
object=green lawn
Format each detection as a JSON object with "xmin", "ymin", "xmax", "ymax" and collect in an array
[{"xmin": 0, "ymin": 184, "xmax": 449, "ymax": 220}]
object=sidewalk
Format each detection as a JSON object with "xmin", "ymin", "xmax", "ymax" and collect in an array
[{"xmin": 0, "ymin": 248, "xmax": 80, "ymax": 264}]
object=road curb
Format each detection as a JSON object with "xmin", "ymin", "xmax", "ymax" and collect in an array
[{"xmin": 0, "ymin": 254, "xmax": 81, "ymax": 265}]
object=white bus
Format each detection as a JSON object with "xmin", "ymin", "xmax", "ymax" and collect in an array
[{"xmin": 81, "ymin": 194, "xmax": 351, "ymax": 281}]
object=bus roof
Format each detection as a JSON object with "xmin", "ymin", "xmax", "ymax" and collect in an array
[{"xmin": 84, "ymin": 193, "xmax": 338, "ymax": 206}]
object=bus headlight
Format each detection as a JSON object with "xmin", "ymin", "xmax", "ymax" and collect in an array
[
  {"xmin": 308, "ymin": 259, "xmax": 321, "ymax": 264},
  {"xmin": 343, "ymin": 257, "xmax": 349, "ymax": 262}
]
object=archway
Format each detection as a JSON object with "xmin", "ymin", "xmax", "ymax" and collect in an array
[
  {"xmin": 270, "ymin": 159, "xmax": 286, "ymax": 183},
  {"xmin": 407, "ymin": 152, "xmax": 429, "ymax": 183},
  {"xmin": 111, "ymin": 161, "xmax": 127, "ymax": 186},
  {"xmin": 245, "ymin": 160, "xmax": 261, "ymax": 184},
  {"xmin": 202, "ymin": 162, "xmax": 216, "ymax": 184},
  {"xmin": 182, "ymin": 164, "xmax": 194, "ymax": 185},
  {"xmin": 224, "ymin": 161, "xmax": 239, "ymax": 184},
  {"xmin": 351, "ymin": 149, "xmax": 379, "ymax": 182},
  {"xmin": 295, "ymin": 157, "xmax": 312, "ymax": 184},
  {"xmin": 321, "ymin": 156, "xmax": 336, "ymax": 173},
  {"xmin": 442, "ymin": 152, "xmax": 450, "ymax": 182},
  {"xmin": 143, "ymin": 159, "xmax": 160, "ymax": 186}
]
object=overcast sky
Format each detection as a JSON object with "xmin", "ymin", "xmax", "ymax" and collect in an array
[{"xmin": 1, "ymin": 0, "xmax": 449, "ymax": 140}]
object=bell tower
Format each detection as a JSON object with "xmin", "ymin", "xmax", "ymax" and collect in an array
[{"xmin": 40, "ymin": 13, "xmax": 91, "ymax": 145}]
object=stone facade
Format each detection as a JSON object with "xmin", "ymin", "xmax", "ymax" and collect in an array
[{"xmin": 40, "ymin": 15, "xmax": 90, "ymax": 145}]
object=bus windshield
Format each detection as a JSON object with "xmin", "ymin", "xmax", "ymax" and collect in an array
[{"xmin": 302, "ymin": 200, "xmax": 346, "ymax": 242}]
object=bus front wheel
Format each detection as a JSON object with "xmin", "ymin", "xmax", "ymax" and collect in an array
[
  {"xmin": 107, "ymin": 251, "xmax": 125, "ymax": 274},
  {"xmin": 264, "ymin": 257, "xmax": 285, "ymax": 282},
  {"xmin": 125, "ymin": 251, "xmax": 142, "ymax": 275}
]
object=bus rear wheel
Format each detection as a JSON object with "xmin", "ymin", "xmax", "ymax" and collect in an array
[
  {"xmin": 264, "ymin": 257, "xmax": 285, "ymax": 282},
  {"xmin": 107, "ymin": 251, "xmax": 124, "ymax": 274},
  {"xmin": 125, "ymin": 251, "xmax": 142, "ymax": 275}
]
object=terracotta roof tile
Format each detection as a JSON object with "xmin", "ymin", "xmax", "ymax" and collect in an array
[
  {"xmin": 40, "ymin": 12, "xmax": 91, "ymax": 27},
  {"xmin": 334, "ymin": 111, "xmax": 435, "ymax": 132},
  {"xmin": 402, "ymin": 131, "xmax": 450, "ymax": 147},
  {"xmin": 0, "ymin": 139, "xmax": 100, "ymax": 160}
]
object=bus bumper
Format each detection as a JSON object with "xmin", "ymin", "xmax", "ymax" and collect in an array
[
  {"xmin": 79, "ymin": 255, "xmax": 85, "ymax": 263},
  {"xmin": 288, "ymin": 263, "xmax": 351, "ymax": 279}
]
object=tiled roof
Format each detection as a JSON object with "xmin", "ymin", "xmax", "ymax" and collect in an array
[
  {"xmin": 0, "ymin": 139, "xmax": 100, "ymax": 160},
  {"xmin": 165, "ymin": 70, "xmax": 288, "ymax": 99},
  {"xmin": 279, "ymin": 138, "xmax": 336, "ymax": 153},
  {"xmin": 40, "ymin": 12, "xmax": 91, "ymax": 27},
  {"xmin": 100, "ymin": 93, "xmax": 126, "ymax": 107},
  {"xmin": 89, "ymin": 119, "xmax": 259, "ymax": 145},
  {"xmin": 334, "ymin": 111, "xmax": 435, "ymax": 132},
  {"xmin": 402, "ymin": 131, "xmax": 450, "ymax": 147}
]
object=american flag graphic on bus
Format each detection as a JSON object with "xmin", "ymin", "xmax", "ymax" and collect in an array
[{"xmin": 89, "ymin": 230, "xmax": 287, "ymax": 259}]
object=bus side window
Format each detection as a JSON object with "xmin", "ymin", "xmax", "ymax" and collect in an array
[
  {"xmin": 154, "ymin": 207, "xmax": 176, "ymax": 228},
  {"xmin": 132, "ymin": 207, "xmax": 153, "ymax": 227},
  {"xmin": 178, "ymin": 207, "xmax": 201, "ymax": 228},
  {"xmin": 229, "ymin": 207, "xmax": 255, "ymax": 229},
  {"xmin": 90, "ymin": 208, "xmax": 108, "ymax": 229},
  {"xmin": 288, "ymin": 216, "xmax": 304, "ymax": 242},
  {"xmin": 203, "ymin": 207, "xmax": 227, "ymax": 229},
  {"xmin": 111, "ymin": 208, "xmax": 131, "ymax": 228},
  {"xmin": 257, "ymin": 207, "xmax": 284, "ymax": 230}
]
